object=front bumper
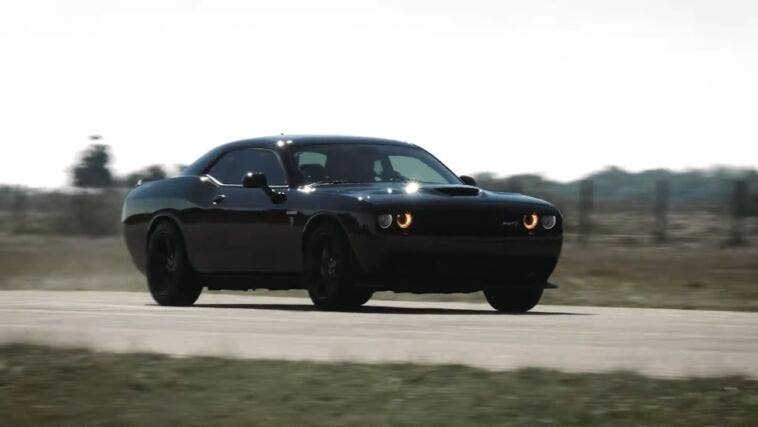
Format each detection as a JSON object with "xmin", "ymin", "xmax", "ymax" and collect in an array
[{"xmin": 350, "ymin": 234, "xmax": 563, "ymax": 292}]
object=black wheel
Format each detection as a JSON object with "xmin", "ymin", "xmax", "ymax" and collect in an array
[
  {"xmin": 484, "ymin": 287, "xmax": 543, "ymax": 313},
  {"xmin": 146, "ymin": 221, "xmax": 202, "ymax": 306},
  {"xmin": 304, "ymin": 224, "xmax": 373, "ymax": 310}
]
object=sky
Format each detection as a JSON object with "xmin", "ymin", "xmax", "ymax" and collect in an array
[{"xmin": 1, "ymin": 0, "xmax": 757, "ymax": 188}]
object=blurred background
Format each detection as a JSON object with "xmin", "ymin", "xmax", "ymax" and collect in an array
[
  {"xmin": 1, "ymin": 139, "xmax": 756, "ymax": 311},
  {"xmin": 2, "ymin": 2, "xmax": 758, "ymax": 425},
  {"xmin": 1, "ymin": 0, "xmax": 757, "ymax": 311}
]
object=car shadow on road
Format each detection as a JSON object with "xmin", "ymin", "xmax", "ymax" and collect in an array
[{"xmin": 192, "ymin": 303, "xmax": 592, "ymax": 316}]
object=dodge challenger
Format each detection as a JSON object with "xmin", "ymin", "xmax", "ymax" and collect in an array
[{"xmin": 122, "ymin": 135, "xmax": 563, "ymax": 312}]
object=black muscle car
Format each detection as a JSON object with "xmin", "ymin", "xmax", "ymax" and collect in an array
[{"xmin": 122, "ymin": 135, "xmax": 563, "ymax": 312}]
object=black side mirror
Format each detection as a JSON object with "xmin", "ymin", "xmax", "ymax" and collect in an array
[
  {"xmin": 460, "ymin": 175, "xmax": 477, "ymax": 186},
  {"xmin": 242, "ymin": 172, "xmax": 267, "ymax": 189},
  {"xmin": 242, "ymin": 172, "xmax": 286, "ymax": 204}
]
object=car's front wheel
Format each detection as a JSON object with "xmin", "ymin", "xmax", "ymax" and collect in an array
[
  {"xmin": 484, "ymin": 287, "xmax": 543, "ymax": 313},
  {"xmin": 146, "ymin": 221, "xmax": 202, "ymax": 306},
  {"xmin": 304, "ymin": 224, "xmax": 373, "ymax": 310}
]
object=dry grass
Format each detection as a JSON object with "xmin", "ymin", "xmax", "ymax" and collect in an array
[
  {"xmin": 543, "ymin": 241, "xmax": 758, "ymax": 310},
  {"xmin": 2, "ymin": 344, "xmax": 757, "ymax": 426},
  {"xmin": 0, "ymin": 233, "xmax": 756, "ymax": 311},
  {"xmin": 0, "ymin": 234, "xmax": 141, "ymax": 291}
]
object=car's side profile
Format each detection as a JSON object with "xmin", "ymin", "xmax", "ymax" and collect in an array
[{"xmin": 122, "ymin": 135, "xmax": 563, "ymax": 312}]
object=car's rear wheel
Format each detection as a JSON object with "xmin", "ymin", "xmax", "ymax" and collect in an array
[
  {"xmin": 305, "ymin": 224, "xmax": 373, "ymax": 310},
  {"xmin": 484, "ymin": 287, "xmax": 543, "ymax": 313},
  {"xmin": 146, "ymin": 221, "xmax": 202, "ymax": 306}
]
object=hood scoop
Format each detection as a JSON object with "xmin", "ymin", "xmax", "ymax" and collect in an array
[{"xmin": 433, "ymin": 186, "xmax": 481, "ymax": 196}]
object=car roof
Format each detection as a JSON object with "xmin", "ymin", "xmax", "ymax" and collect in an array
[
  {"xmin": 223, "ymin": 135, "xmax": 411, "ymax": 150},
  {"xmin": 182, "ymin": 135, "xmax": 413, "ymax": 177}
]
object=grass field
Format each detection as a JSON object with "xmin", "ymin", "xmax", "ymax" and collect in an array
[
  {"xmin": 0, "ymin": 233, "xmax": 756, "ymax": 311},
  {"xmin": 1, "ymin": 344, "xmax": 756, "ymax": 426}
]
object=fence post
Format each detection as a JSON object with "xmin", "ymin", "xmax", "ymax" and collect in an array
[
  {"xmin": 71, "ymin": 190, "xmax": 88, "ymax": 235},
  {"xmin": 653, "ymin": 179, "xmax": 670, "ymax": 243},
  {"xmin": 578, "ymin": 179, "xmax": 593, "ymax": 246},
  {"xmin": 11, "ymin": 189, "xmax": 28, "ymax": 233},
  {"xmin": 726, "ymin": 179, "xmax": 748, "ymax": 246}
]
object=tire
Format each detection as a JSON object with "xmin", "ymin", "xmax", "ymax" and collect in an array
[
  {"xmin": 484, "ymin": 287, "xmax": 543, "ymax": 313},
  {"xmin": 304, "ymin": 224, "xmax": 373, "ymax": 310},
  {"xmin": 146, "ymin": 221, "xmax": 203, "ymax": 306}
]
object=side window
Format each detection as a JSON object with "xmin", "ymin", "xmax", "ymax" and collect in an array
[
  {"xmin": 208, "ymin": 149, "xmax": 287, "ymax": 185},
  {"xmin": 295, "ymin": 151, "xmax": 327, "ymax": 167},
  {"xmin": 294, "ymin": 151, "xmax": 328, "ymax": 182}
]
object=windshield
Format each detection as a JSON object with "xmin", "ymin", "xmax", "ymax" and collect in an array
[{"xmin": 291, "ymin": 143, "xmax": 461, "ymax": 185}]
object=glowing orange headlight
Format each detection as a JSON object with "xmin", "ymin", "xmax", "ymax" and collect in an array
[
  {"xmin": 523, "ymin": 213, "xmax": 539, "ymax": 230},
  {"xmin": 397, "ymin": 212, "xmax": 413, "ymax": 229}
]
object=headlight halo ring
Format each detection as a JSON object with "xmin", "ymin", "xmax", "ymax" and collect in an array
[
  {"xmin": 541, "ymin": 215, "xmax": 557, "ymax": 230},
  {"xmin": 396, "ymin": 212, "xmax": 413, "ymax": 229},
  {"xmin": 377, "ymin": 214, "xmax": 393, "ymax": 229},
  {"xmin": 523, "ymin": 212, "xmax": 539, "ymax": 231}
]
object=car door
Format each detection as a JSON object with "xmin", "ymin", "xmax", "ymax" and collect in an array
[{"xmin": 192, "ymin": 148, "xmax": 293, "ymax": 273}]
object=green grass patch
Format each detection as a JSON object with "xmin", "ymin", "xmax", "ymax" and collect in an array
[{"xmin": 1, "ymin": 344, "xmax": 757, "ymax": 426}]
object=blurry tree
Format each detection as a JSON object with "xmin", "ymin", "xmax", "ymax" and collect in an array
[
  {"xmin": 474, "ymin": 166, "xmax": 758, "ymax": 210},
  {"xmin": 505, "ymin": 178, "xmax": 524, "ymax": 194},
  {"xmin": 71, "ymin": 144, "xmax": 114, "ymax": 188},
  {"xmin": 69, "ymin": 143, "xmax": 121, "ymax": 235}
]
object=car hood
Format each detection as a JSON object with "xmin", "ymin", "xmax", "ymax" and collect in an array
[{"xmin": 303, "ymin": 182, "xmax": 558, "ymax": 211}]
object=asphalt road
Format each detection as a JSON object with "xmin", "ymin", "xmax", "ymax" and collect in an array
[{"xmin": 0, "ymin": 290, "xmax": 756, "ymax": 378}]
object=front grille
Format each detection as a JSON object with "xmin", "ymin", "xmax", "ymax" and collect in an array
[{"xmin": 409, "ymin": 208, "xmax": 561, "ymax": 237}]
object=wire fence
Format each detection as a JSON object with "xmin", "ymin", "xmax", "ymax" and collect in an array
[{"xmin": 0, "ymin": 180, "xmax": 755, "ymax": 245}]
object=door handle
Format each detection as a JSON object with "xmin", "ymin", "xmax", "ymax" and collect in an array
[{"xmin": 212, "ymin": 194, "xmax": 226, "ymax": 205}]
